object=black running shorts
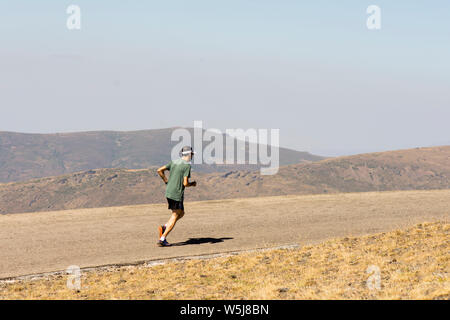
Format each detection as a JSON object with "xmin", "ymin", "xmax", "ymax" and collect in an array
[{"xmin": 167, "ymin": 197, "xmax": 184, "ymax": 211}]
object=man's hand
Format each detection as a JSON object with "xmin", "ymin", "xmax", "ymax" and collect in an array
[{"xmin": 183, "ymin": 177, "xmax": 197, "ymax": 187}]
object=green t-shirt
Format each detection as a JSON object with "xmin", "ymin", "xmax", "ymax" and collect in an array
[{"xmin": 165, "ymin": 159, "xmax": 191, "ymax": 201}]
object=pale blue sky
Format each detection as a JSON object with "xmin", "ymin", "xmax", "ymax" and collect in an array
[{"xmin": 1, "ymin": 1, "xmax": 449, "ymax": 156}]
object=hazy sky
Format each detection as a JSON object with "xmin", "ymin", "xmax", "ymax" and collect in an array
[{"xmin": 1, "ymin": 1, "xmax": 449, "ymax": 156}]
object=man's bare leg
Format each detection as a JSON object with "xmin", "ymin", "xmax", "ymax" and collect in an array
[{"xmin": 162, "ymin": 209, "xmax": 184, "ymax": 239}]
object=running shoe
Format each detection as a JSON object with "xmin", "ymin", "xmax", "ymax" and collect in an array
[{"xmin": 158, "ymin": 239, "xmax": 171, "ymax": 247}]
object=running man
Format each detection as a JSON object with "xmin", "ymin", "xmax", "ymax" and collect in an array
[{"xmin": 156, "ymin": 146, "xmax": 197, "ymax": 247}]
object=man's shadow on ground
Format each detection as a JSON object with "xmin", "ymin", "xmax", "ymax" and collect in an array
[{"xmin": 171, "ymin": 237, "xmax": 233, "ymax": 247}]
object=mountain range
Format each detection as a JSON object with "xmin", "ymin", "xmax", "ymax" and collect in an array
[
  {"xmin": 0, "ymin": 129, "xmax": 323, "ymax": 183},
  {"xmin": 1, "ymin": 145, "xmax": 448, "ymax": 214}
]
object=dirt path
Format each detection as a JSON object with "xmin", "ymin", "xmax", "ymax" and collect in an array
[{"xmin": 1, "ymin": 190, "xmax": 449, "ymax": 279}]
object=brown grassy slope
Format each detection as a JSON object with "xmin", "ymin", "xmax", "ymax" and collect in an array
[
  {"xmin": 0, "ymin": 146, "xmax": 449, "ymax": 214},
  {"xmin": 0, "ymin": 129, "xmax": 321, "ymax": 182},
  {"xmin": 1, "ymin": 222, "xmax": 448, "ymax": 300},
  {"xmin": 210, "ymin": 145, "xmax": 450, "ymax": 197}
]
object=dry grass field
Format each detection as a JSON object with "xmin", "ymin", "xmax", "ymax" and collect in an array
[{"xmin": 1, "ymin": 221, "xmax": 448, "ymax": 300}]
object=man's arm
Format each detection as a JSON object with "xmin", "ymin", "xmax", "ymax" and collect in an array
[
  {"xmin": 183, "ymin": 176, "xmax": 196, "ymax": 187},
  {"xmin": 157, "ymin": 166, "xmax": 168, "ymax": 184}
]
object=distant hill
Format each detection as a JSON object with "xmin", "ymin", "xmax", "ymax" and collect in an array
[
  {"xmin": 0, "ymin": 129, "xmax": 323, "ymax": 183},
  {"xmin": 1, "ymin": 146, "xmax": 449, "ymax": 214}
]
